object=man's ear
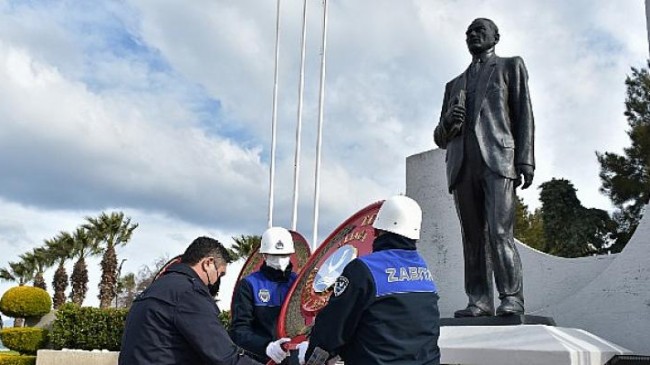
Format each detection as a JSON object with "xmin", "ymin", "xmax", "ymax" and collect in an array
[
  {"xmin": 494, "ymin": 33, "xmax": 500, "ymax": 44},
  {"xmin": 200, "ymin": 257, "xmax": 209, "ymax": 271}
]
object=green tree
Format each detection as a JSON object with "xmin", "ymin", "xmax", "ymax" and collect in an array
[
  {"xmin": 0, "ymin": 262, "xmax": 32, "ymax": 286},
  {"xmin": 597, "ymin": 62, "xmax": 650, "ymax": 252},
  {"xmin": 115, "ymin": 272, "xmax": 136, "ymax": 308},
  {"xmin": 227, "ymin": 235, "xmax": 261, "ymax": 261},
  {"xmin": 19, "ymin": 248, "xmax": 54, "ymax": 291},
  {"xmin": 15, "ymin": 258, "xmax": 38, "ymax": 291},
  {"xmin": 69, "ymin": 228, "xmax": 99, "ymax": 306},
  {"xmin": 44, "ymin": 232, "xmax": 75, "ymax": 309},
  {"xmin": 539, "ymin": 178, "xmax": 615, "ymax": 257},
  {"xmin": 116, "ymin": 255, "xmax": 170, "ymax": 308},
  {"xmin": 514, "ymin": 196, "xmax": 544, "ymax": 251},
  {"xmin": 83, "ymin": 212, "xmax": 138, "ymax": 309}
]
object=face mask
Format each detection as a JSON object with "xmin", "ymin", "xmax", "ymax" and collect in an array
[
  {"xmin": 266, "ymin": 256, "xmax": 291, "ymax": 271},
  {"xmin": 204, "ymin": 260, "xmax": 221, "ymax": 297},
  {"xmin": 208, "ymin": 276, "xmax": 221, "ymax": 297}
]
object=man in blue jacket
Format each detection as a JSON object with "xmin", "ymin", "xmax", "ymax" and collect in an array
[
  {"xmin": 299, "ymin": 196, "xmax": 440, "ymax": 365},
  {"xmin": 231, "ymin": 227, "xmax": 298, "ymax": 364},
  {"xmin": 119, "ymin": 236, "xmax": 262, "ymax": 365}
]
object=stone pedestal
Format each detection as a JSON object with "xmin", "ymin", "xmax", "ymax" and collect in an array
[
  {"xmin": 439, "ymin": 325, "xmax": 630, "ymax": 365},
  {"xmin": 441, "ymin": 314, "xmax": 555, "ymax": 326}
]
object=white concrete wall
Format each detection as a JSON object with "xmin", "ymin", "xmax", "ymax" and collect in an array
[
  {"xmin": 540, "ymin": 203, "xmax": 650, "ymax": 354},
  {"xmin": 36, "ymin": 350, "xmax": 118, "ymax": 365},
  {"xmin": 406, "ymin": 148, "xmax": 650, "ymax": 354}
]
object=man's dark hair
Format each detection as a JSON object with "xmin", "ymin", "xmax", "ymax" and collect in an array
[{"xmin": 181, "ymin": 236, "xmax": 233, "ymax": 266}]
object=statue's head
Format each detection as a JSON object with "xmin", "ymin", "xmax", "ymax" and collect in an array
[{"xmin": 466, "ymin": 18, "xmax": 500, "ymax": 55}]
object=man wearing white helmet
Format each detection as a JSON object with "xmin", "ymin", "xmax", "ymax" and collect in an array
[
  {"xmin": 298, "ymin": 196, "xmax": 440, "ymax": 365},
  {"xmin": 231, "ymin": 227, "xmax": 298, "ymax": 364}
]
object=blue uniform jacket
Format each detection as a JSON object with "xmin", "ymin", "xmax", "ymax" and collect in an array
[
  {"xmin": 307, "ymin": 233, "xmax": 441, "ymax": 364},
  {"xmin": 230, "ymin": 262, "xmax": 297, "ymax": 362}
]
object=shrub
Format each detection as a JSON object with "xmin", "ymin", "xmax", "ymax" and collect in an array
[
  {"xmin": 50, "ymin": 303, "xmax": 128, "ymax": 351},
  {"xmin": 0, "ymin": 328, "xmax": 48, "ymax": 355},
  {"xmin": 219, "ymin": 309, "xmax": 231, "ymax": 330},
  {"xmin": 0, "ymin": 354, "xmax": 36, "ymax": 365},
  {"xmin": 0, "ymin": 287, "xmax": 51, "ymax": 318}
]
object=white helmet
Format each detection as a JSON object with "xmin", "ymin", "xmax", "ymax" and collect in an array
[
  {"xmin": 373, "ymin": 195, "xmax": 422, "ymax": 240},
  {"xmin": 260, "ymin": 227, "xmax": 295, "ymax": 255}
]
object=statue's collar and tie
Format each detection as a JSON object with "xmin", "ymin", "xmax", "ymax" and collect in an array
[{"xmin": 471, "ymin": 48, "xmax": 495, "ymax": 65}]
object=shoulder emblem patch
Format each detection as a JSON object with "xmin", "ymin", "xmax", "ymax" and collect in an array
[
  {"xmin": 258, "ymin": 288, "xmax": 270, "ymax": 303},
  {"xmin": 333, "ymin": 276, "xmax": 349, "ymax": 297}
]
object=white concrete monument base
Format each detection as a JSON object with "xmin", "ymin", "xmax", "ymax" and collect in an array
[
  {"xmin": 36, "ymin": 349, "xmax": 118, "ymax": 365},
  {"xmin": 440, "ymin": 325, "xmax": 630, "ymax": 365}
]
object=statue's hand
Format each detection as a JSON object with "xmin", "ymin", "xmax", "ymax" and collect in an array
[
  {"xmin": 515, "ymin": 165, "xmax": 534, "ymax": 189},
  {"xmin": 444, "ymin": 105, "xmax": 465, "ymax": 134}
]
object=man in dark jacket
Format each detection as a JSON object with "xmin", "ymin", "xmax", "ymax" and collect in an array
[
  {"xmin": 298, "ymin": 196, "xmax": 440, "ymax": 365},
  {"xmin": 119, "ymin": 236, "xmax": 262, "ymax": 365},
  {"xmin": 231, "ymin": 227, "xmax": 298, "ymax": 364}
]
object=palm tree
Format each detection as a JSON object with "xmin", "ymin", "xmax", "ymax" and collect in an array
[
  {"xmin": 0, "ymin": 261, "xmax": 32, "ymax": 286},
  {"xmin": 84, "ymin": 212, "xmax": 138, "ymax": 309},
  {"xmin": 228, "ymin": 235, "xmax": 261, "ymax": 261},
  {"xmin": 45, "ymin": 232, "xmax": 75, "ymax": 309},
  {"xmin": 20, "ymin": 247, "xmax": 54, "ymax": 291},
  {"xmin": 69, "ymin": 228, "xmax": 99, "ymax": 306},
  {"xmin": 18, "ymin": 253, "xmax": 41, "ymax": 290}
]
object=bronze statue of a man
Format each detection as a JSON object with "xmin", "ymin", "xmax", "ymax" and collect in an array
[{"xmin": 434, "ymin": 18, "xmax": 534, "ymax": 317}]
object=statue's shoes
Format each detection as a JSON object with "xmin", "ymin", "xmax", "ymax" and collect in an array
[
  {"xmin": 453, "ymin": 306, "xmax": 493, "ymax": 318},
  {"xmin": 496, "ymin": 299, "xmax": 524, "ymax": 316}
]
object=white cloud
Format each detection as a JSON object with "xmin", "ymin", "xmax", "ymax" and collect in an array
[{"xmin": 0, "ymin": 36, "xmax": 268, "ymax": 231}]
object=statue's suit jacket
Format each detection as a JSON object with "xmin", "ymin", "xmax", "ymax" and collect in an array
[{"xmin": 434, "ymin": 55, "xmax": 535, "ymax": 192}]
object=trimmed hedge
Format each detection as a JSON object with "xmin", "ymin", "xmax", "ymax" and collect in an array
[
  {"xmin": 50, "ymin": 303, "xmax": 128, "ymax": 351},
  {"xmin": 0, "ymin": 328, "xmax": 48, "ymax": 355},
  {"xmin": 0, "ymin": 354, "xmax": 36, "ymax": 365},
  {"xmin": 0, "ymin": 287, "xmax": 51, "ymax": 318}
]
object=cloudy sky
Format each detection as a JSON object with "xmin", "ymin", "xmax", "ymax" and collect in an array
[{"xmin": 0, "ymin": 0, "xmax": 647, "ymax": 308}]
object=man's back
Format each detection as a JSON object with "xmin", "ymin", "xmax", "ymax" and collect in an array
[
  {"xmin": 351, "ymin": 249, "xmax": 440, "ymax": 364},
  {"xmin": 307, "ymin": 234, "xmax": 441, "ymax": 365},
  {"xmin": 119, "ymin": 263, "xmax": 260, "ymax": 365},
  {"xmin": 119, "ymin": 264, "xmax": 208, "ymax": 364}
]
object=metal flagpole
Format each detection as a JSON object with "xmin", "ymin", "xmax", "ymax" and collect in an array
[
  {"xmin": 312, "ymin": 0, "xmax": 329, "ymax": 249},
  {"xmin": 291, "ymin": 0, "xmax": 309, "ymax": 231},
  {"xmin": 267, "ymin": 0, "xmax": 283, "ymax": 228}
]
